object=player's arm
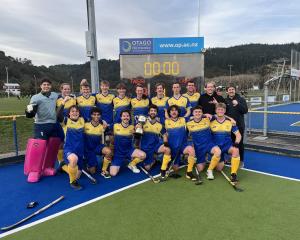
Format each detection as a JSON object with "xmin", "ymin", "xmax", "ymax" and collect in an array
[
  {"xmin": 183, "ymin": 99, "xmax": 191, "ymax": 118},
  {"xmin": 225, "ymin": 115, "xmax": 236, "ymax": 126},
  {"xmin": 232, "ymin": 126, "xmax": 241, "ymax": 147}
]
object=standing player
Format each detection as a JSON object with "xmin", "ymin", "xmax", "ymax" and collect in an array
[
  {"xmin": 183, "ymin": 80, "xmax": 200, "ymax": 108},
  {"xmin": 76, "ymin": 80, "xmax": 96, "ymax": 122},
  {"xmin": 166, "ymin": 82, "xmax": 191, "ymax": 120},
  {"xmin": 131, "ymin": 84, "xmax": 150, "ymax": 122},
  {"xmin": 161, "ymin": 105, "xmax": 196, "ymax": 181},
  {"xmin": 210, "ymin": 103, "xmax": 241, "ymax": 183},
  {"xmin": 95, "ymin": 80, "xmax": 115, "ymax": 131},
  {"xmin": 151, "ymin": 83, "xmax": 169, "ymax": 124},
  {"xmin": 57, "ymin": 105, "xmax": 85, "ymax": 190},
  {"xmin": 110, "ymin": 110, "xmax": 146, "ymax": 176},
  {"xmin": 139, "ymin": 105, "xmax": 171, "ymax": 171},
  {"xmin": 112, "ymin": 83, "xmax": 131, "ymax": 123},
  {"xmin": 186, "ymin": 106, "xmax": 221, "ymax": 181},
  {"xmin": 84, "ymin": 107, "xmax": 112, "ymax": 178}
]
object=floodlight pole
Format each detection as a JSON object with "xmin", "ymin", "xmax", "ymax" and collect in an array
[
  {"xmin": 5, "ymin": 66, "xmax": 9, "ymax": 98},
  {"xmin": 86, "ymin": 0, "xmax": 99, "ymax": 93}
]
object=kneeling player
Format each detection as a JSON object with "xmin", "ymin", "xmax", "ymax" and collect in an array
[
  {"xmin": 110, "ymin": 110, "xmax": 146, "ymax": 176},
  {"xmin": 58, "ymin": 105, "xmax": 85, "ymax": 190},
  {"xmin": 139, "ymin": 105, "xmax": 171, "ymax": 171},
  {"xmin": 186, "ymin": 106, "xmax": 221, "ymax": 181},
  {"xmin": 84, "ymin": 107, "xmax": 112, "ymax": 178},
  {"xmin": 161, "ymin": 105, "xmax": 196, "ymax": 181},
  {"xmin": 210, "ymin": 103, "xmax": 241, "ymax": 183}
]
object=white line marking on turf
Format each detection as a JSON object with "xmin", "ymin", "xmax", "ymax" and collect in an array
[
  {"xmin": 0, "ymin": 177, "xmax": 152, "ymax": 238},
  {"xmin": 290, "ymin": 121, "xmax": 300, "ymax": 127}
]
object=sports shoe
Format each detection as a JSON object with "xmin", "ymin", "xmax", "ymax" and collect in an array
[
  {"xmin": 128, "ymin": 164, "xmax": 140, "ymax": 173},
  {"xmin": 206, "ymin": 170, "xmax": 214, "ymax": 180},
  {"xmin": 186, "ymin": 171, "xmax": 197, "ymax": 181},
  {"xmin": 160, "ymin": 170, "xmax": 166, "ymax": 181},
  {"xmin": 70, "ymin": 180, "xmax": 82, "ymax": 190},
  {"xmin": 231, "ymin": 173, "xmax": 238, "ymax": 183},
  {"xmin": 101, "ymin": 171, "xmax": 111, "ymax": 179}
]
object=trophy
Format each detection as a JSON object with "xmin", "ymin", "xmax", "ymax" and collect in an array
[{"xmin": 134, "ymin": 115, "xmax": 147, "ymax": 148}]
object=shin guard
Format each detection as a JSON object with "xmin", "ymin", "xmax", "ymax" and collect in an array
[{"xmin": 42, "ymin": 137, "xmax": 61, "ymax": 176}]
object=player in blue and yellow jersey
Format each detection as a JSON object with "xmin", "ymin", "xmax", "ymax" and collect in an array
[
  {"xmin": 166, "ymin": 82, "xmax": 191, "ymax": 120},
  {"xmin": 95, "ymin": 80, "xmax": 115, "ymax": 130},
  {"xmin": 186, "ymin": 106, "xmax": 221, "ymax": 182},
  {"xmin": 151, "ymin": 83, "xmax": 169, "ymax": 124},
  {"xmin": 131, "ymin": 84, "xmax": 150, "ymax": 123},
  {"xmin": 110, "ymin": 110, "xmax": 146, "ymax": 176},
  {"xmin": 210, "ymin": 103, "xmax": 241, "ymax": 183},
  {"xmin": 112, "ymin": 82, "xmax": 131, "ymax": 123},
  {"xmin": 84, "ymin": 107, "xmax": 112, "ymax": 179},
  {"xmin": 57, "ymin": 105, "xmax": 85, "ymax": 190},
  {"xmin": 161, "ymin": 105, "xmax": 196, "ymax": 181},
  {"xmin": 139, "ymin": 105, "xmax": 171, "ymax": 170},
  {"xmin": 183, "ymin": 80, "xmax": 200, "ymax": 109},
  {"xmin": 56, "ymin": 83, "xmax": 77, "ymax": 165},
  {"xmin": 76, "ymin": 80, "xmax": 96, "ymax": 122}
]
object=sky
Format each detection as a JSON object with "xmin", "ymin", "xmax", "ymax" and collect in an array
[{"xmin": 0, "ymin": 0, "xmax": 299, "ymax": 66}]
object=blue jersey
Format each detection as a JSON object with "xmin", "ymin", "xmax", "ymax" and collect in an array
[
  {"xmin": 56, "ymin": 95, "xmax": 77, "ymax": 117},
  {"xmin": 186, "ymin": 117, "xmax": 213, "ymax": 147},
  {"xmin": 164, "ymin": 117, "xmax": 187, "ymax": 150},
  {"xmin": 151, "ymin": 96, "xmax": 169, "ymax": 124},
  {"xmin": 183, "ymin": 92, "xmax": 200, "ymax": 108},
  {"xmin": 62, "ymin": 117, "xmax": 85, "ymax": 156},
  {"xmin": 113, "ymin": 123, "xmax": 134, "ymax": 156},
  {"xmin": 131, "ymin": 97, "xmax": 149, "ymax": 118},
  {"xmin": 84, "ymin": 122, "xmax": 105, "ymax": 151},
  {"xmin": 140, "ymin": 120, "xmax": 163, "ymax": 152},
  {"xmin": 95, "ymin": 93, "xmax": 115, "ymax": 125},
  {"xmin": 76, "ymin": 95, "xmax": 96, "ymax": 122},
  {"xmin": 210, "ymin": 118, "xmax": 239, "ymax": 148},
  {"xmin": 166, "ymin": 95, "xmax": 191, "ymax": 117},
  {"xmin": 113, "ymin": 96, "xmax": 131, "ymax": 123}
]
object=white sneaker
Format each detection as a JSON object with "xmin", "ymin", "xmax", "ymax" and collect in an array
[
  {"xmin": 128, "ymin": 165, "xmax": 140, "ymax": 173},
  {"xmin": 206, "ymin": 170, "xmax": 214, "ymax": 180}
]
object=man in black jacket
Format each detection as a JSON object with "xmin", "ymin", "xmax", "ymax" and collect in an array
[
  {"xmin": 225, "ymin": 85, "xmax": 248, "ymax": 164},
  {"xmin": 198, "ymin": 81, "xmax": 225, "ymax": 114}
]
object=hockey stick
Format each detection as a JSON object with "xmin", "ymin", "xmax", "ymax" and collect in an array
[
  {"xmin": 220, "ymin": 170, "xmax": 244, "ymax": 192},
  {"xmin": 194, "ymin": 166, "xmax": 203, "ymax": 185},
  {"xmin": 82, "ymin": 169, "xmax": 97, "ymax": 184},
  {"xmin": 1, "ymin": 196, "xmax": 64, "ymax": 231},
  {"xmin": 139, "ymin": 166, "xmax": 160, "ymax": 184}
]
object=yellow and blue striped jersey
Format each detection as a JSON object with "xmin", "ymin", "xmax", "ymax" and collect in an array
[
  {"xmin": 76, "ymin": 95, "xmax": 96, "ymax": 122},
  {"xmin": 131, "ymin": 97, "xmax": 149, "ymax": 118},
  {"xmin": 95, "ymin": 93, "xmax": 115, "ymax": 125},
  {"xmin": 186, "ymin": 117, "xmax": 213, "ymax": 147},
  {"xmin": 141, "ymin": 120, "xmax": 163, "ymax": 151},
  {"xmin": 84, "ymin": 122, "xmax": 105, "ymax": 151},
  {"xmin": 210, "ymin": 119, "xmax": 239, "ymax": 147},
  {"xmin": 165, "ymin": 117, "xmax": 187, "ymax": 149},
  {"xmin": 56, "ymin": 95, "xmax": 77, "ymax": 117},
  {"xmin": 62, "ymin": 117, "xmax": 85, "ymax": 155},
  {"xmin": 113, "ymin": 96, "xmax": 131, "ymax": 123},
  {"xmin": 167, "ymin": 95, "xmax": 191, "ymax": 117},
  {"xmin": 151, "ymin": 96, "xmax": 169, "ymax": 124},
  {"xmin": 183, "ymin": 92, "xmax": 200, "ymax": 108},
  {"xmin": 113, "ymin": 123, "xmax": 134, "ymax": 156}
]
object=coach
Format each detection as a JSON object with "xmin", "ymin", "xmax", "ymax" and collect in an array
[{"xmin": 225, "ymin": 84, "xmax": 248, "ymax": 164}]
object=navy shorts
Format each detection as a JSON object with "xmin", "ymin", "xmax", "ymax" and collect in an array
[
  {"xmin": 111, "ymin": 147, "xmax": 135, "ymax": 167},
  {"xmin": 170, "ymin": 142, "xmax": 191, "ymax": 165},
  {"xmin": 34, "ymin": 123, "xmax": 59, "ymax": 140},
  {"xmin": 84, "ymin": 144, "xmax": 106, "ymax": 167},
  {"xmin": 142, "ymin": 141, "xmax": 163, "ymax": 166},
  {"xmin": 195, "ymin": 142, "xmax": 217, "ymax": 164},
  {"xmin": 64, "ymin": 149, "xmax": 84, "ymax": 170}
]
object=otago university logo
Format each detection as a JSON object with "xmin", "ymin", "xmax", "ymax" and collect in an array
[{"xmin": 122, "ymin": 41, "xmax": 132, "ymax": 53}]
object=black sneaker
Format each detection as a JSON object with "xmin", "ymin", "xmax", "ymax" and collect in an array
[
  {"xmin": 231, "ymin": 173, "xmax": 238, "ymax": 183},
  {"xmin": 160, "ymin": 170, "xmax": 166, "ymax": 181},
  {"xmin": 101, "ymin": 171, "xmax": 111, "ymax": 179},
  {"xmin": 186, "ymin": 171, "xmax": 197, "ymax": 181},
  {"xmin": 70, "ymin": 180, "xmax": 83, "ymax": 190}
]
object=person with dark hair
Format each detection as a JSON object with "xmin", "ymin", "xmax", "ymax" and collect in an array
[
  {"xmin": 166, "ymin": 82, "xmax": 191, "ymax": 120},
  {"xmin": 84, "ymin": 107, "xmax": 112, "ymax": 178},
  {"xmin": 113, "ymin": 83, "xmax": 131, "ymax": 123},
  {"xmin": 225, "ymin": 85, "xmax": 248, "ymax": 165},
  {"xmin": 162, "ymin": 105, "xmax": 196, "ymax": 181},
  {"xmin": 151, "ymin": 83, "xmax": 169, "ymax": 124},
  {"xmin": 131, "ymin": 84, "xmax": 149, "ymax": 123},
  {"xmin": 198, "ymin": 81, "xmax": 225, "ymax": 115},
  {"xmin": 110, "ymin": 109, "xmax": 146, "ymax": 176},
  {"xmin": 138, "ymin": 105, "xmax": 171, "ymax": 171},
  {"xmin": 76, "ymin": 79, "xmax": 96, "ymax": 122},
  {"xmin": 183, "ymin": 80, "xmax": 200, "ymax": 108}
]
